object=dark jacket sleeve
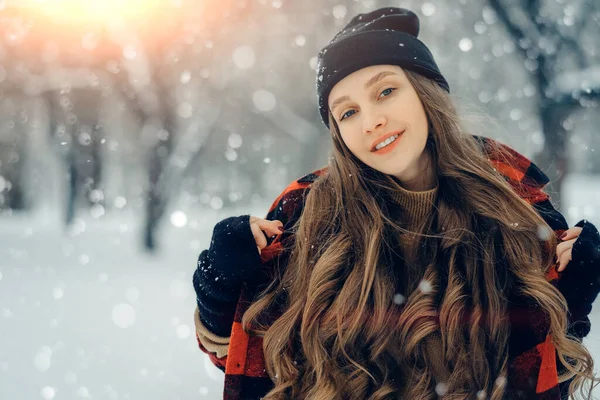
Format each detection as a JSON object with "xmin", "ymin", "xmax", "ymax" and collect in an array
[
  {"xmin": 192, "ymin": 175, "xmax": 314, "ymax": 339},
  {"xmin": 554, "ymin": 219, "xmax": 600, "ymax": 338},
  {"xmin": 193, "ymin": 215, "xmax": 264, "ymax": 337},
  {"xmin": 479, "ymin": 135, "xmax": 599, "ymax": 338},
  {"xmin": 554, "ymin": 219, "xmax": 600, "ymax": 400},
  {"xmin": 532, "ymin": 200, "xmax": 599, "ymax": 339}
]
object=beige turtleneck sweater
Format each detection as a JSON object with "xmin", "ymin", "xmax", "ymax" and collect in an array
[
  {"xmin": 389, "ymin": 182, "xmax": 438, "ymax": 223},
  {"xmin": 389, "ymin": 183, "xmax": 452, "ymax": 388},
  {"xmin": 388, "ymin": 182, "xmax": 438, "ymax": 253}
]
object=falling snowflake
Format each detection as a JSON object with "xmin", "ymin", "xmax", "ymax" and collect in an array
[
  {"xmin": 537, "ymin": 225, "xmax": 552, "ymax": 241},
  {"xmin": 34, "ymin": 346, "xmax": 52, "ymax": 372},
  {"xmin": 332, "ymin": 5, "xmax": 347, "ymax": 20},
  {"xmin": 170, "ymin": 211, "xmax": 188, "ymax": 228},
  {"xmin": 419, "ymin": 280, "xmax": 433, "ymax": 294},
  {"xmin": 422, "ymin": 3, "xmax": 436, "ymax": 17},
  {"xmin": 393, "ymin": 293, "xmax": 406, "ymax": 305},
  {"xmin": 112, "ymin": 303, "xmax": 136, "ymax": 329},
  {"xmin": 253, "ymin": 89, "xmax": 277, "ymax": 112},
  {"xmin": 459, "ymin": 38, "xmax": 473, "ymax": 52},
  {"xmin": 40, "ymin": 386, "xmax": 56, "ymax": 400},
  {"xmin": 176, "ymin": 324, "xmax": 191, "ymax": 339},
  {"xmin": 232, "ymin": 46, "xmax": 256, "ymax": 69},
  {"xmin": 180, "ymin": 70, "xmax": 192, "ymax": 84},
  {"xmin": 495, "ymin": 375, "xmax": 507, "ymax": 388},
  {"xmin": 177, "ymin": 102, "xmax": 193, "ymax": 118},
  {"xmin": 435, "ymin": 382, "xmax": 448, "ymax": 396}
]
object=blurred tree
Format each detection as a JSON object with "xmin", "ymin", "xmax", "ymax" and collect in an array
[
  {"xmin": 0, "ymin": 7, "xmax": 119, "ymax": 223},
  {"xmin": 0, "ymin": 5, "xmax": 184, "ymax": 241},
  {"xmin": 488, "ymin": 0, "xmax": 600, "ymax": 208},
  {"xmin": 43, "ymin": 89, "xmax": 105, "ymax": 225},
  {"xmin": 0, "ymin": 93, "xmax": 28, "ymax": 211}
]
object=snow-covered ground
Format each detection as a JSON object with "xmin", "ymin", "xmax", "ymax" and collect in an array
[
  {"xmin": 0, "ymin": 207, "xmax": 234, "ymax": 400},
  {"xmin": 0, "ymin": 175, "xmax": 599, "ymax": 400}
]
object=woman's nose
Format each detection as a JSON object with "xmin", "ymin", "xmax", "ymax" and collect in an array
[{"xmin": 363, "ymin": 113, "xmax": 388, "ymax": 134}]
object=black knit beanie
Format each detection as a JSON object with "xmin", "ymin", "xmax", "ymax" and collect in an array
[{"xmin": 316, "ymin": 7, "xmax": 450, "ymax": 129}]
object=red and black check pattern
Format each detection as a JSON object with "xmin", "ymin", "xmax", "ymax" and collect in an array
[{"xmin": 197, "ymin": 136, "xmax": 597, "ymax": 400}]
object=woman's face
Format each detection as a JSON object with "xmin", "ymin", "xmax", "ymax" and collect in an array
[{"xmin": 328, "ymin": 65, "xmax": 432, "ymax": 189}]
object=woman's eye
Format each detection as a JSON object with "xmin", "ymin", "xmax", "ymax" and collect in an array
[
  {"xmin": 340, "ymin": 109, "xmax": 356, "ymax": 121},
  {"xmin": 379, "ymin": 88, "xmax": 395, "ymax": 98}
]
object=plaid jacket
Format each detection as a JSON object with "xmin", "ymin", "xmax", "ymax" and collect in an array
[{"xmin": 195, "ymin": 136, "xmax": 598, "ymax": 399}]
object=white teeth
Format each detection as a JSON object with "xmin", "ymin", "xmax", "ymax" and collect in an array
[{"xmin": 375, "ymin": 134, "xmax": 399, "ymax": 150}]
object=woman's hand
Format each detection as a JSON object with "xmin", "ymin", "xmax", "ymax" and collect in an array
[
  {"xmin": 556, "ymin": 226, "xmax": 583, "ymax": 272},
  {"xmin": 249, "ymin": 216, "xmax": 284, "ymax": 255}
]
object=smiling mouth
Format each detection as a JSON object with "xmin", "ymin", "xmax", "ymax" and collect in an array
[
  {"xmin": 371, "ymin": 130, "xmax": 405, "ymax": 152},
  {"xmin": 374, "ymin": 134, "xmax": 399, "ymax": 151}
]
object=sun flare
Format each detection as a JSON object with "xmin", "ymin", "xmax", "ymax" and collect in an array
[{"xmin": 11, "ymin": 0, "xmax": 165, "ymax": 26}]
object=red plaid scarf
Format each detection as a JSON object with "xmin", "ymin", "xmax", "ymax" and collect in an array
[{"xmin": 197, "ymin": 136, "xmax": 578, "ymax": 399}]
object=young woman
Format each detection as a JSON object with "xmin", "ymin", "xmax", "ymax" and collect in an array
[{"xmin": 193, "ymin": 7, "xmax": 600, "ymax": 400}]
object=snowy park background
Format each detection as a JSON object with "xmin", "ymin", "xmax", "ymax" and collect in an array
[{"xmin": 0, "ymin": 0, "xmax": 599, "ymax": 399}]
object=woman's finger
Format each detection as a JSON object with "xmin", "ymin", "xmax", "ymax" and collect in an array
[
  {"xmin": 250, "ymin": 217, "xmax": 284, "ymax": 237},
  {"xmin": 249, "ymin": 220, "xmax": 268, "ymax": 250},
  {"xmin": 557, "ymin": 248, "xmax": 572, "ymax": 272},
  {"xmin": 560, "ymin": 227, "xmax": 583, "ymax": 242},
  {"xmin": 556, "ymin": 238, "xmax": 576, "ymax": 259}
]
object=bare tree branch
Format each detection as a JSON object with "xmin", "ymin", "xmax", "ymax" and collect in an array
[{"xmin": 488, "ymin": 0, "xmax": 531, "ymax": 59}]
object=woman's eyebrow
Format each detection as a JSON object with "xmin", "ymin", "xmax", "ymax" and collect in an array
[
  {"xmin": 364, "ymin": 71, "xmax": 398, "ymax": 90},
  {"xmin": 330, "ymin": 71, "xmax": 399, "ymax": 112},
  {"xmin": 330, "ymin": 96, "xmax": 351, "ymax": 113}
]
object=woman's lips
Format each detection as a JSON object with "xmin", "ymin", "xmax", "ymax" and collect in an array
[
  {"xmin": 372, "ymin": 131, "xmax": 403, "ymax": 155},
  {"xmin": 370, "ymin": 130, "xmax": 404, "ymax": 152}
]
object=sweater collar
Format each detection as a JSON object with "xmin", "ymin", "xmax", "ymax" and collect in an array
[{"xmin": 388, "ymin": 181, "xmax": 438, "ymax": 230}]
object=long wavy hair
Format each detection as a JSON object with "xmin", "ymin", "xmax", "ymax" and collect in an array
[{"xmin": 242, "ymin": 70, "xmax": 596, "ymax": 399}]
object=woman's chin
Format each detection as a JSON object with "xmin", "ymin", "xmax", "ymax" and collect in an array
[
  {"xmin": 362, "ymin": 157, "xmax": 407, "ymax": 178},
  {"xmin": 375, "ymin": 163, "xmax": 408, "ymax": 179}
]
